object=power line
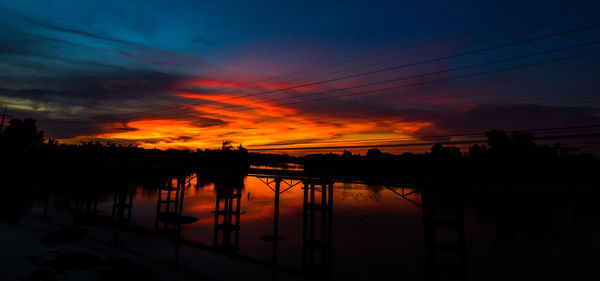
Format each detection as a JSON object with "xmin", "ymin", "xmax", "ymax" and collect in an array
[
  {"xmin": 247, "ymin": 95, "xmax": 600, "ymax": 148},
  {"xmin": 247, "ymin": 41, "xmax": 600, "ymax": 107},
  {"xmin": 249, "ymin": 106, "xmax": 600, "ymax": 148},
  {"xmin": 62, "ymin": 24, "xmax": 600, "ymax": 122},
  {"xmin": 248, "ymin": 124, "xmax": 600, "ymax": 148},
  {"xmin": 298, "ymin": 88, "xmax": 600, "ymax": 126},
  {"xmin": 188, "ymin": 50, "xmax": 599, "ymax": 121},
  {"xmin": 212, "ymin": 7, "xmax": 598, "ymax": 93},
  {"xmin": 12, "ymin": 31, "xmax": 599, "ymax": 152},
  {"xmin": 240, "ymin": 25, "xmax": 600, "ymax": 97},
  {"xmin": 275, "ymin": 50, "xmax": 600, "ymax": 108},
  {"xmin": 247, "ymin": 126, "xmax": 600, "ymax": 151},
  {"xmin": 63, "ymin": 42, "xmax": 600, "ymax": 123},
  {"xmin": 29, "ymin": 87, "xmax": 600, "ymax": 153},
  {"xmin": 66, "ymin": 15, "xmax": 599, "ymax": 118},
  {"xmin": 31, "ymin": 86, "xmax": 600, "ymax": 151}
]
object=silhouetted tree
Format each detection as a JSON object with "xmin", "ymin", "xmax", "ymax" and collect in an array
[
  {"xmin": 485, "ymin": 130, "xmax": 512, "ymax": 154},
  {"xmin": 0, "ymin": 118, "xmax": 44, "ymax": 150},
  {"xmin": 511, "ymin": 132, "xmax": 536, "ymax": 150},
  {"xmin": 222, "ymin": 140, "xmax": 233, "ymax": 151},
  {"xmin": 366, "ymin": 148, "xmax": 382, "ymax": 159},
  {"xmin": 468, "ymin": 144, "xmax": 488, "ymax": 159},
  {"xmin": 342, "ymin": 150, "xmax": 352, "ymax": 159},
  {"xmin": 430, "ymin": 144, "xmax": 461, "ymax": 160}
]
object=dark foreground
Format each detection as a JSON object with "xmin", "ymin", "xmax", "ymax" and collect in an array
[
  {"xmin": 2, "ymin": 120, "xmax": 600, "ymax": 280},
  {"xmin": 2, "ymin": 167, "xmax": 600, "ymax": 281}
]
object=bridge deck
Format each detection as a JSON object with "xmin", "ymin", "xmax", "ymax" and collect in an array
[{"xmin": 247, "ymin": 168, "xmax": 415, "ymax": 186}]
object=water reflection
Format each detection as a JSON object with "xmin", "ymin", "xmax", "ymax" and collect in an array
[
  {"xmin": 4, "ymin": 169, "xmax": 600, "ymax": 280},
  {"xmin": 112, "ymin": 187, "xmax": 135, "ymax": 245},
  {"xmin": 302, "ymin": 179, "xmax": 334, "ymax": 276},
  {"xmin": 212, "ymin": 176, "xmax": 243, "ymax": 252},
  {"xmin": 422, "ymin": 188, "xmax": 467, "ymax": 280},
  {"xmin": 113, "ymin": 188, "xmax": 134, "ymax": 225},
  {"xmin": 258, "ymin": 177, "xmax": 285, "ymax": 280}
]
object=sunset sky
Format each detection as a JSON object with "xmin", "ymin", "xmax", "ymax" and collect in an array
[{"xmin": 1, "ymin": 0, "xmax": 599, "ymax": 153}]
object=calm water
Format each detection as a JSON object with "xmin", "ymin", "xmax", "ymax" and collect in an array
[
  {"xmin": 7, "ymin": 171, "xmax": 600, "ymax": 280},
  {"xmin": 106, "ymin": 175, "xmax": 426, "ymax": 280}
]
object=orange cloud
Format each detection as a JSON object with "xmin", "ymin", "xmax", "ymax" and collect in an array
[
  {"xmin": 71, "ymin": 76, "xmax": 435, "ymax": 153},
  {"xmin": 175, "ymin": 92, "xmax": 296, "ymax": 117}
]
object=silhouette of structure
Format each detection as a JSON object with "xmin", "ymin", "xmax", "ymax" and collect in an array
[
  {"xmin": 252, "ymin": 172, "xmax": 335, "ymax": 278},
  {"xmin": 155, "ymin": 176, "xmax": 186, "ymax": 231},
  {"xmin": 213, "ymin": 180, "xmax": 243, "ymax": 252},
  {"xmin": 154, "ymin": 175, "xmax": 199, "ymax": 263},
  {"xmin": 256, "ymin": 176, "xmax": 302, "ymax": 280},
  {"xmin": 301, "ymin": 178, "xmax": 334, "ymax": 276},
  {"xmin": 112, "ymin": 187, "xmax": 135, "ymax": 245},
  {"xmin": 113, "ymin": 188, "xmax": 134, "ymax": 224},
  {"xmin": 385, "ymin": 185, "xmax": 422, "ymax": 207},
  {"xmin": 384, "ymin": 184, "xmax": 468, "ymax": 280},
  {"xmin": 5, "ymin": 117, "xmax": 600, "ymax": 280},
  {"xmin": 422, "ymin": 189, "xmax": 467, "ymax": 281}
]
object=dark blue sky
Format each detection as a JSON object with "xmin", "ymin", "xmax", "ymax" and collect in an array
[{"xmin": 1, "ymin": 0, "xmax": 599, "ymax": 151}]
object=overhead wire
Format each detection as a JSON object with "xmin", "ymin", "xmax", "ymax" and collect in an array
[{"xmin": 49, "ymin": 23, "xmax": 600, "ymax": 122}]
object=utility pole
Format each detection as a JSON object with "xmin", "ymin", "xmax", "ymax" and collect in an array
[{"xmin": 0, "ymin": 107, "xmax": 6, "ymax": 133}]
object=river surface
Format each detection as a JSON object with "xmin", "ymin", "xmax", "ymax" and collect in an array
[{"xmin": 4, "ymin": 170, "xmax": 600, "ymax": 280}]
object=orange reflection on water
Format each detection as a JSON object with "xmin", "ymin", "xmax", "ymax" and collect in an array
[{"xmin": 176, "ymin": 176, "xmax": 421, "ymax": 229}]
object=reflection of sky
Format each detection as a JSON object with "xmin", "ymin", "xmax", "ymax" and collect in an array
[{"xmin": 1, "ymin": 1, "xmax": 600, "ymax": 152}]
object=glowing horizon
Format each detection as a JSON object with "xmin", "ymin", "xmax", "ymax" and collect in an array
[
  {"xmin": 1, "ymin": 1, "xmax": 599, "ymax": 154},
  {"xmin": 49, "ymin": 75, "xmax": 435, "ymax": 152}
]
